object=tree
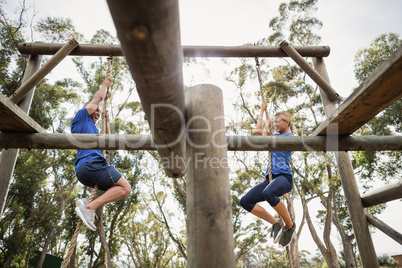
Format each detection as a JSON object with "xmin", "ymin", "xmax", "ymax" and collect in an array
[
  {"xmin": 0, "ymin": 0, "xmax": 26, "ymax": 97},
  {"xmin": 377, "ymin": 254, "xmax": 399, "ymax": 268},
  {"xmin": 352, "ymin": 33, "xmax": 402, "ymax": 183}
]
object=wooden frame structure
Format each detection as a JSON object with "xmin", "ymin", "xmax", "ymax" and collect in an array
[{"xmin": 0, "ymin": 0, "xmax": 401, "ymax": 267}]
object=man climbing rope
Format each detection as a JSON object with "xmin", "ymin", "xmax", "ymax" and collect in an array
[
  {"xmin": 71, "ymin": 78, "xmax": 131, "ymax": 231},
  {"xmin": 240, "ymin": 100, "xmax": 296, "ymax": 247}
]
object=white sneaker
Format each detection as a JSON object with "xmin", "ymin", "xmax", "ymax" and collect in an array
[
  {"xmin": 74, "ymin": 201, "xmax": 96, "ymax": 231},
  {"xmin": 75, "ymin": 198, "xmax": 87, "ymax": 207}
]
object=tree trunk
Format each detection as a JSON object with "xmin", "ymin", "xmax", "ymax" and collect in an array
[
  {"xmin": 303, "ymin": 196, "xmax": 340, "ymax": 268},
  {"xmin": 37, "ymin": 193, "xmax": 71, "ymax": 267},
  {"xmin": 283, "ymin": 193, "xmax": 301, "ymax": 268},
  {"xmin": 321, "ymin": 192, "xmax": 340, "ymax": 268},
  {"xmin": 332, "ymin": 195, "xmax": 358, "ymax": 267},
  {"xmin": 98, "ymin": 208, "xmax": 111, "ymax": 267}
]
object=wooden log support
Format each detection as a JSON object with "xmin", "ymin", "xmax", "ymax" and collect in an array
[
  {"xmin": 361, "ymin": 180, "xmax": 402, "ymax": 207},
  {"xmin": 106, "ymin": 0, "xmax": 186, "ymax": 178},
  {"xmin": 185, "ymin": 84, "xmax": 235, "ymax": 268},
  {"xmin": 0, "ymin": 133, "xmax": 401, "ymax": 151},
  {"xmin": 0, "ymin": 55, "xmax": 43, "ymax": 217},
  {"xmin": 313, "ymin": 46, "xmax": 402, "ymax": 136},
  {"xmin": 18, "ymin": 42, "xmax": 331, "ymax": 58},
  {"xmin": 280, "ymin": 40, "xmax": 342, "ymax": 103},
  {"xmin": 313, "ymin": 57, "xmax": 380, "ymax": 268},
  {"xmin": 365, "ymin": 212, "xmax": 402, "ymax": 245},
  {"xmin": 10, "ymin": 39, "xmax": 78, "ymax": 104},
  {"xmin": 0, "ymin": 93, "xmax": 46, "ymax": 133}
]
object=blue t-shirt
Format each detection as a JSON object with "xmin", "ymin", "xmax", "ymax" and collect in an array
[
  {"xmin": 265, "ymin": 132, "xmax": 293, "ymax": 177},
  {"xmin": 71, "ymin": 108, "xmax": 103, "ymax": 172}
]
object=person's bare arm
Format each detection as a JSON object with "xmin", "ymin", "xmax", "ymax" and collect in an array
[
  {"xmin": 255, "ymin": 100, "xmax": 267, "ymax": 135},
  {"xmin": 86, "ymin": 78, "xmax": 111, "ymax": 115},
  {"xmin": 262, "ymin": 119, "xmax": 272, "ymax": 136}
]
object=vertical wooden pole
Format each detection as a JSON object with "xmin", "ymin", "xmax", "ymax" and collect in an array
[
  {"xmin": 185, "ymin": 84, "xmax": 235, "ymax": 268},
  {"xmin": 0, "ymin": 54, "xmax": 43, "ymax": 217},
  {"xmin": 313, "ymin": 57, "xmax": 379, "ymax": 267}
]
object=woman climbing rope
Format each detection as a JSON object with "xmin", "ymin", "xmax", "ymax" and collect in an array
[{"xmin": 239, "ymin": 99, "xmax": 296, "ymax": 247}]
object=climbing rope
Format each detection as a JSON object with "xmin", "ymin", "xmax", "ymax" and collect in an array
[
  {"xmin": 255, "ymin": 57, "xmax": 273, "ymax": 183},
  {"xmin": 103, "ymin": 56, "xmax": 113, "ymax": 136},
  {"xmin": 61, "ymin": 185, "xmax": 98, "ymax": 268},
  {"xmin": 102, "ymin": 56, "xmax": 113, "ymax": 161},
  {"xmin": 62, "ymin": 57, "xmax": 113, "ymax": 267}
]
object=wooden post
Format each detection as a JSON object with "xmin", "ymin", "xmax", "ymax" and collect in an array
[
  {"xmin": 10, "ymin": 39, "xmax": 78, "ymax": 104},
  {"xmin": 106, "ymin": 0, "xmax": 186, "ymax": 178},
  {"xmin": 313, "ymin": 57, "xmax": 379, "ymax": 268},
  {"xmin": 185, "ymin": 84, "xmax": 235, "ymax": 268},
  {"xmin": 0, "ymin": 54, "xmax": 42, "ymax": 217}
]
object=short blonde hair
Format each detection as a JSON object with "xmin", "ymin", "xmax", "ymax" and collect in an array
[{"xmin": 275, "ymin": 111, "xmax": 293, "ymax": 133}]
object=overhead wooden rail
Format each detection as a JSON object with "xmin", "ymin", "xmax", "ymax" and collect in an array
[
  {"xmin": 18, "ymin": 42, "xmax": 331, "ymax": 58},
  {"xmin": 0, "ymin": 133, "xmax": 401, "ymax": 151},
  {"xmin": 106, "ymin": 0, "xmax": 186, "ymax": 178},
  {"xmin": 312, "ymin": 46, "xmax": 402, "ymax": 136}
]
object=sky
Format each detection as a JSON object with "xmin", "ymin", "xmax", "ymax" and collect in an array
[{"xmin": 3, "ymin": 0, "xmax": 402, "ymax": 258}]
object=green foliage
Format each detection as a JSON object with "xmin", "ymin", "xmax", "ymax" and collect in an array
[
  {"xmin": 352, "ymin": 33, "xmax": 402, "ymax": 182},
  {"xmin": 354, "ymin": 33, "xmax": 401, "ymax": 84},
  {"xmin": 30, "ymin": 79, "xmax": 80, "ymax": 130},
  {"xmin": 0, "ymin": 6, "xmax": 26, "ymax": 96},
  {"xmin": 268, "ymin": 0, "xmax": 322, "ymax": 45},
  {"xmin": 377, "ymin": 254, "xmax": 399, "ymax": 267},
  {"xmin": 34, "ymin": 17, "xmax": 84, "ymax": 42}
]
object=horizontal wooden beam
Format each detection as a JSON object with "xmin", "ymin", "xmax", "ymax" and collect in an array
[
  {"xmin": 10, "ymin": 39, "xmax": 79, "ymax": 104},
  {"xmin": 18, "ymin": 42, "xmax": 331, "ymax": 58},
  {"xmin": 0, "ymin": 93, "xmax": 46, "ymax": 133},
  {"xmin": 365, "ymin": 212, "xmax": 402, "ymax": 245},
  {"xmin": 313, "ymin": 46, "xmax": 402, "ymax": 136},
  {"xmin": 361, "ymin": 180, "xmax": 402, "ymax": 207},
  {"xmin": 0, "ymin": 133, "xmax": 400, "ymax": 151}
]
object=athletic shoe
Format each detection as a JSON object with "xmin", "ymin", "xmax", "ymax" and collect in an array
[
  {"xmin": 75, "ymin": 198, "xmax": 87, "ymax": 207},
  {"xmin": 279, "ymin": 220, "xmax": 296, "ymax": 247},
  {"xmin": 271, "ymin": 222, "xmax": 282, "ymax": 244},
  {"xmin": 74, "ymin": 202, "xmax": 96, "ymax": 231}
]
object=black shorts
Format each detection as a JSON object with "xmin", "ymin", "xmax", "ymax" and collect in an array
[{"xmin": 76, "ymin": 157, "xmax": 122, "ymax": 191}]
